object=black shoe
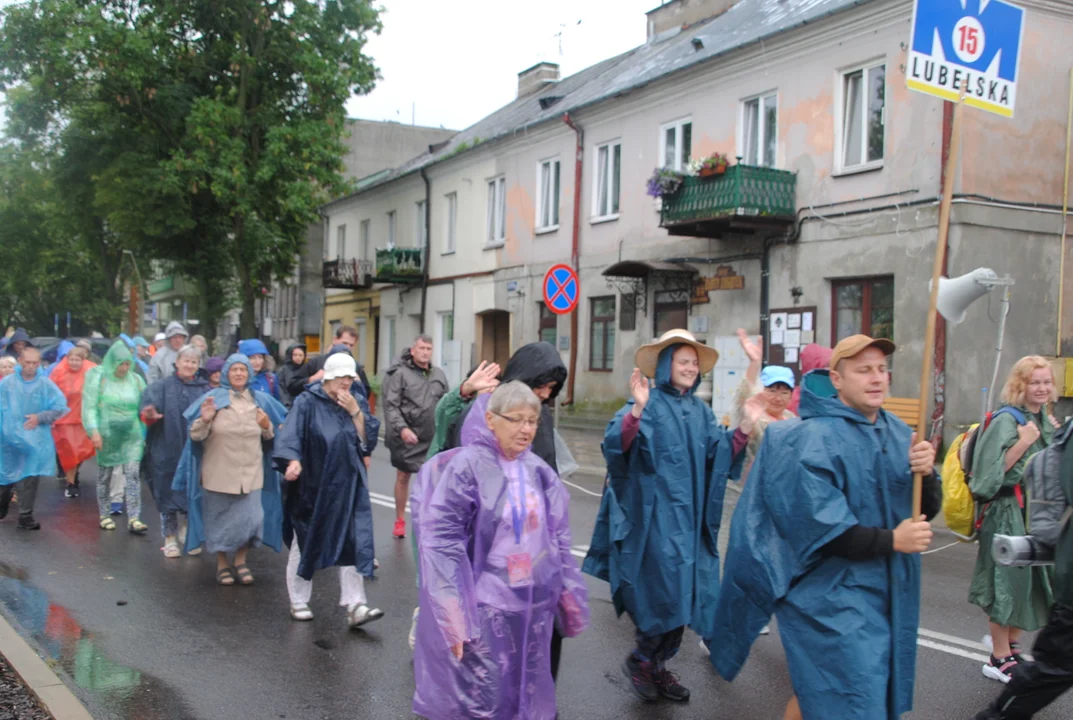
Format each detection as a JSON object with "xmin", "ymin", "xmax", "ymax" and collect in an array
[
  {"xmin": 622, "ymin": 654, "xmax": 659, "ymax": 702},
  {"xmin": 653, "ymin": 668, "xmax": 690, "ymax": 702},
  {"xmin": 17, "ymin": 514, "xmax": 41, "ymax": 531},
  {"xmin": 65, "ymin": 484, "xmax": 76, "ymax": 498},
  {"xmin": 0, "ymin": 488, "xmax": 11, "ymax": 520}
]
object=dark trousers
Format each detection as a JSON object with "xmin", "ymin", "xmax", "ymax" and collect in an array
[
  {"xmin": 982, "ymin": 603, "xmax": 1073, "ymax": 718},
  {"xmin": 633, "ymin": 626, "xmax": 686, "ymax": 666},
  {"xmin": 0, "ymin": 476, "xmax": 40, "ymax": 515}
]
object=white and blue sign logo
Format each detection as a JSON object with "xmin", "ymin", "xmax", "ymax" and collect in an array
[{"xmin": 907, "ymin": 0, "xmax": 1025, "ymax": 117}]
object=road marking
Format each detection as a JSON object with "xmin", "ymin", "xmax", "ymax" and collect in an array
[
  {"xmin": 561, "ymin": 478, "xmax": 603, "ymax": 497},
  {"xmin": 918, "ymin": 628, "xmax": 991, "ymax": 653},
  {"xmin": 917, "ymin": 638, "xmax": 989, "ymax": 664},
  {"xmin": 369, "ymin": 491, "xmax": 409, "ymax": 513}
]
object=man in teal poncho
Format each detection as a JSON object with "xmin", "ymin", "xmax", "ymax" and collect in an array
[
  {"xmin": 711, "ymin": 335, "xmax": 942, "ymax": 720},
  {"xmin": 0, "ymin": 347, "xmax": 68, "ymax": 529}
]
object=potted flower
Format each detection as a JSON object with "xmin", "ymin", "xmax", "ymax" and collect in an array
[
  {"xmin": 690, "ymin": 152, "xmax": 730, "ymax": 178},
  {"xmin": 646, "ymin": 167, "xmax": 685, "ymax": 198}
]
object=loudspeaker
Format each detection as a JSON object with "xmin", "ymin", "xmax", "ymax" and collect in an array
[{"xmin": 930, "ymin": 268, "xmax": 999, "ymax": 324}]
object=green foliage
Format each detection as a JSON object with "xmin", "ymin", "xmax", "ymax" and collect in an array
[{"xmin": 0, "ymin": 0, "xmax": 382, "ymax": 336}]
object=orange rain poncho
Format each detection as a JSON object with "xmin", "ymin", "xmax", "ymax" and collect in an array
[{"xmin": 50, "ymin": 353, "xmax": 97, "ymax": 472}]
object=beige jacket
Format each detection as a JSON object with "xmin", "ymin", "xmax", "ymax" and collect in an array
[
  {"xmin": 732, "ymin": 377, "xmax": 796, "ymax": 483},
  {"xmin": 189, "ymin": 390, "xmax": 274, "ymax": 494}
]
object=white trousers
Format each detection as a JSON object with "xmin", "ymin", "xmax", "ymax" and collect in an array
[{"xmin": 285, "ymin": 540, "xmax": 367, "ymax": 608}]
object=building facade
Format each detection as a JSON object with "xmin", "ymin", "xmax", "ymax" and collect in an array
[{"xmin": 322, "ymin": 0, "xmax": 1073, "ymax": 442}]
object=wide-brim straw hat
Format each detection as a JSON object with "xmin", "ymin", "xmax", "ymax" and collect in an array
[{"xmin": 635, "ymin": 329, "xmax": 719, "ymax": 379}]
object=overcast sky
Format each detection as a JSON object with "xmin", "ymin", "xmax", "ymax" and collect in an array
[{"xmin": 0, "ymin": 0, "xmax": 660, "ymax": 133}]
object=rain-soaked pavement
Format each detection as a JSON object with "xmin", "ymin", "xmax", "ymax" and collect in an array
[{"xmin": 1, "ymin": 448, "xmax": 1071, "ymax": 720}]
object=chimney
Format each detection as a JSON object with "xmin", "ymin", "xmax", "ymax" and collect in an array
[
  {"xmin": 646, "ymin": 0, "xmax": 740, "ymax": 41},
  {"xmin": 517, "ymin": 62, "xmax": 561, "ymax": 98}
]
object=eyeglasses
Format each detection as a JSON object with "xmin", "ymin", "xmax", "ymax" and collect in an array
[{"xmin": 492, "ymin": 412, "xmax": 539, "ymax": 430}]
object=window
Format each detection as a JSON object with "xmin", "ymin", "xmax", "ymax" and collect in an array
[
  {"xmin": 486, "ymin": 176, "xmax": 506, "ymax": 245},
  {"xmin": 536, "ymin": 159, "xmax": 560, "ymax": 231},
  {"xmin": 538, "ymin": 303, "xmax": 557, "ymax": 345},
  {"xmin": 660, "ymin": 119, "xmax": 692, "ymax": 172},
  {"xmin": 589, "ymin": 297, "xmax": 616, "ymax": 371},
  {"xmin": 619, "ymin": 293, "xmax": 636, "ymax": 331},
  {"xmin": 415, "ymin": 200, "xmax": 427, "ymax": 249},
  {"xmin": 386, "ymin": 211, "xmax": 397, "ymax": 249},
  {"xmin": 593, "ymin": 141, "xmax": 622, "ymax": 219},
  {"xmin": 742, "ymin": 93, "xmax": 778, "ymax": 167},
  {"xmin": 839, "ymin": 62, "xmax": 886, "ymax": 171},
  {"xmin": 444, "ymin": 192, "xmax": 457, "ymax": 254},
  {"xmin": 832, "ymin": 277, "xmax": 894, "ymax": 343},
  {"xmin": 336, "ymin": 224, "xmax": 347, "ymax": 258},
  {"xmin": 359, "ymin": 220, "xmax": 370, "ymax": 261},
  {"xmin": 654, "ymin": 290, "xmax": 688, "ymax": 336}
]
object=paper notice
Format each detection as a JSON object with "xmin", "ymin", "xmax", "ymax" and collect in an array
[
  {"xmin": 802, "ymin": 312, "xmax": 814, "ymax": 332},
  {"xmin": 771, "ymin": 329, "xmax": 785, "ymax": 346},
  {"xmin": 784, "ymin": 329, "xmax": 801, "ymax": 348},
  {"xmin": 787, "ymin": 313, "xmax": 801, "ymax": 329},
  {"xmin": 784, "ymin": 347, "xmax": 799, "ymax": 363}
]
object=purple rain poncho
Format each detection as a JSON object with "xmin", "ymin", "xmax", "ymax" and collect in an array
[{"xmin": 411, "ymin": 394, "xmax": 589, "ymax": 720}]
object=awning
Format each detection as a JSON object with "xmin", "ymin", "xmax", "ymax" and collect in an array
[
  {"xmin": 602, "ymin": 260, "xmax": 697, "ymax": 278},
  {"xmin": 602, "ymin": 260, "xmax": 697, "ymax": 315}
]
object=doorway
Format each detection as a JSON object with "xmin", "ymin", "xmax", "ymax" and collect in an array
[{"xmin": 477, "ymin": 310, "xmax": 511, "ymax": 370}]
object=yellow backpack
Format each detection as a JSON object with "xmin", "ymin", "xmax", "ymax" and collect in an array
[{"xmin": 941, "ymin": 427, "xmax": 977, "ymax": 540}]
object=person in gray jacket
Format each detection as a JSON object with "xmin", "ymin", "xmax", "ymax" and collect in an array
[
  {"xmin": 382, "ymin": 334, "xmax": 446, "ymax": 540},
  {"xmin": 148, "ymin": 321, "xmax": 189, "ymax": 383}
]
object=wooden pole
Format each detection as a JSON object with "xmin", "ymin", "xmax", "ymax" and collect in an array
[{"xmin": 914, "ymin": 97, "xmax": 965, "ymax": 518}]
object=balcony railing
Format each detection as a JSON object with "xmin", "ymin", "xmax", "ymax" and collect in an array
[
  {"xmin": 322, "ymin": 258, "xmax": 373, "ymax": 290},
  {"xmin": 375, "ymin": 247, "xmax": 424, "ymax": 284},
  {"xmin": 660, "ymin": 164, "xmax": 797, "ymax": 237}
]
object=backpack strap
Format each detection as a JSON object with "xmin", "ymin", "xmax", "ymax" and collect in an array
[{"xmin": 992, "ymin": 406, "xmax": 1027, "ymax": 426}]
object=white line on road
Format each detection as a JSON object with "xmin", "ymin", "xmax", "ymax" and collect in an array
[
  {"xmin": 917, "ymin": 638, "xmax": 989, "ymax": 664},
  {"xmin": 918, "ymin": 628, "xmax": 991, "ymax": 653}
]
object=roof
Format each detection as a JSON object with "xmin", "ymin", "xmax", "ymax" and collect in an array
[{"xmin": 325, "ymin": 0, "xmax": 874, "ymax": 207}]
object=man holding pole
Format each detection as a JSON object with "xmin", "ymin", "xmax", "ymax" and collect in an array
[{"xmin": 708, "ymin": 335, "xmax": 942, "ymax": 719}]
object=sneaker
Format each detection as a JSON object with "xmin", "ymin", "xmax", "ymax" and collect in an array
[
  {"xmin": 759, "ymin": 624, "xmax": 771, "ymax": 636},
  {"xmin": 699, "ymin": 638, "xmax": 710, "ymax": 656},
  {"xmin": 982, "ymin": 654, "xmax": 1019, "ymax": 684},
  {"xmin": 289, "ymin": 603, "xmax": 314, "ymax": 621},
  {"xmin": 346, "ymin": 603, "xmax": 385, "ymax": 630},
  {"xmin": 622, "ymin": 654, "xmax": 659, "ymax": 702},
  {"xmin": 65, "ymin": 484, "xmax": 76, "ymax": 499},
  {"xmin": 72, "ymin": 480, "xmax": 80, "ymax": 498},
  {"xmin": 653, "ymin": 668, "xmax": 691, "ymax": 702},
  {"xmin": 408, "ymin": 607, "xmax": 419, "ymax": 650},
  {"xmin": 17, "ymin": 514, "xmax": 41, "ymax": 531},
  {"xmin": 110, "ymin": 502, "xmax": 123, "ymax": 516},
  {"xmin": 393, "ymin": 518, "xmax": 406, "ymax": 539}
]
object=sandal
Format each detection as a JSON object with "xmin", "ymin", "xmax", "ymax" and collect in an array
[
  {"xmin": 162, "ymin": 540, "xmax": 181, "ymax": 559},
  {"xmin": 99, "ymin": 516, "xmax": 116, "ymax": 531},
  {"xmin": 234, "ymin": 564, "xmax": 255, "ymax": 585},
  {"xmin": 216, "ymin": 567, "xmax": 236, "ymax": 586},
  {"xmin": 128, "ymin": 519, "xmax": 148, "ymax": 535},
  {"xmin": 289, "ymin": 603, "xmax": 314, "ymax": 621}
]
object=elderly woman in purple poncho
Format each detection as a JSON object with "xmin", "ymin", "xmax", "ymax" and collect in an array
[{"xmin": 411, "ymin": 381, "xmax": 589, "ymax": 720}]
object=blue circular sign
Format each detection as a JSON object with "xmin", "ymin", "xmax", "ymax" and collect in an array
[{"xmin": 543, "ymin": 264, "xmax": 579, "ymax": 315}]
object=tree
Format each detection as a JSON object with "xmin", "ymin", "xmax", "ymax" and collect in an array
[{"xmin": 1, "ymin": 0, "xmax": 381, "ymax": 336}]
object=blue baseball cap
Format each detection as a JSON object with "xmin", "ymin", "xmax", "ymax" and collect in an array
[
  {"xmin": 760, "ymin": 365, "xmax": 795, "ymax": 389},
  {"xmin": 133, "ymin": 335, "xmax": 151, "ymax": 348}
]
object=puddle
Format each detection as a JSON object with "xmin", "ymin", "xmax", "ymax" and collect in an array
[{"xmin": 0, "ymin": 563, "xmax": 197, "ymax": 719}]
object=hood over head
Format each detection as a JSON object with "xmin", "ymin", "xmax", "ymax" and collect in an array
[
  {"xmin": 238, "ymin": 338, "xmax": 270, "ymax": 358},
  {"xmin": 55, "ymin": 340, "xmax": 74, "ymax": 363},
  {"xmin": 799, "ymin": 369, "xmax": 875, "ymax": 425},
  {"xmin": 164, "ymin": 321, "xmax": 188, "ymax": 340},
  {"xmin": 655, "ymin": 343, "xmax": 702, "ymax": 395},
  {"xmin": 204, "ymin": 356, "xmax": 225, "ymax": 375},
  {"xmin": 459, "ymin": 393, "xmax": 525, "ymax": 457},
  {"xmin": 5, "ymin": 328, "xmax": 32, "ymax": 356},
  {"xmin": 220, "ymin": 354, "xmax": 253, "ymax": 389},
  {"xmin": 284, "ymin": 343, "xmax": 307, "ymax": 367},
  {"xmin": 501, "ymin": 342, "xmax": 568, "ymax": 404},
  {"xmin": 800, "ymin": 343, "xmax": 833, "ymax": 373},
  {"xmin": 101, "ymin": 340, "xmax": 135, "ymax": 377},
  {"xmin": 133, "ymin": 335, "xmax": 151, "ymax": 348},
  {"xmin": 118, "ymin": 333, "xmax": 135, "ymax": 350}
]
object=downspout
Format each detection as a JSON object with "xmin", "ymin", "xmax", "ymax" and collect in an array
[
  {"xmin": 419, "ymin": 168, "xmax": 431, "ymax": 334},
  {"xmin": 563, "ymin": 113, "xmax": 583, "ymax": 405},
  {"xmin": 1057, "ymin": 67, "xmax": 1072, "ymax": 357},
  {"xmin": 759, "ymin": 235, "xmax": 792, "ymax": 363}
]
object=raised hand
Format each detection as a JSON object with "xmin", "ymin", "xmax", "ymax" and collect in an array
[
  {"xmin": 200, "ymin": 397, "xmax": 217, "ymax": 423},
  {"xmin": 336, "ymin": 390, "xmax": 360, "ymax": 417},
  {"xmin": 461, "ymin": 361, "xmax": 501, "ymax": 397},
  {"xmin": 629, "ymin": 368, "xmax": 649, "ymax": 418},
  {"xmin": 737, "ymin": 328, "xmax": 763, "ymax": 365}
]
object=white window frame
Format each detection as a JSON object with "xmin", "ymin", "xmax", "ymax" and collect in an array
[
  {"xmin": 659, "ymin": 117, "xmax": 692, "ymax": 172},
  {"xmin": 443, "ymin": 192, "xmax": 457, "ymax": 255},
  {"xmin": 592, "ymin": 140, "xmax": 622, "ymax": 222},
  {"xmin": 415, "ymin": 200, "xmax": 427, "ymax": 249},
  {"xmin": 336, "ymin": 224, "xmax": 347, "ymax": 258},
  {"xmin": 835, "ymin": 59, "xmax": 887, "ymax": 175},
  {"xmin": 386, "ymin": 210, "xmax": 397, "ymax": 249},
  {"xmin": 535, "ymin": 158, "xmax": 560, "ymax": 234},
  {"xmin": 359, "ymin": 219, "xmax": 370, "ymax": 261},
  {"xmin": 486, "ymin": 175, "xmax": 506, "ymax": 248},
  {"xmin": 740, "ymin": 91, "xmax": 778, "ymax": 167}
]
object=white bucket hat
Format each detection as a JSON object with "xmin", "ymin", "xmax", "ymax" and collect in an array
[
  {"xmin": 323, "ymin": 353, "xmax": 358, "ymax": 381},
  {"xmin": 634, "ymin": 329, "xmax": 719, "ymax": 379}
]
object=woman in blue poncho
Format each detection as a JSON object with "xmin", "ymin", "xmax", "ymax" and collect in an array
[{"xmin": 238, "ymin": 339, "xmax": 281, "ymax": 402}]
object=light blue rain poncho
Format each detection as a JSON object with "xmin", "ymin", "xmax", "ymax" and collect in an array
[
  {"xmin": 1, "ymin": 366, "xmax": 68, "ymax": 484},
  {"xmin": 582, "ymin": 344, "xmax": 741, "ymax": 640},
  {"xmin": 711, "ymin": 370, "xmax": 923, "ymax": 720},
  {"xmin": 172, "ymin": 354, "xmax": 288, "ymax": 553}
]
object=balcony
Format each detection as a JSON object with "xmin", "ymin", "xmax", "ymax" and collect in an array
[
  {"xmin": 322, "ymin": 258, "xmax": 373, "ymax": 290},
  {"xmin": 660, "ymin": 164, "xmax": 797, "ymax": 238},
  {"xmin": 375, "ymin": 247, "xmax": 424, "ymax": 284}
]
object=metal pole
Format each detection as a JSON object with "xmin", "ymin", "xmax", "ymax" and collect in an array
[{"xmin": 987, "ymin": 283, "xmax": 1011, "ymax": 413}]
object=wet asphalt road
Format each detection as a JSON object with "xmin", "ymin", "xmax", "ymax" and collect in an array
[{"xmin": 0, "ymin": 447, "xmax": 1071, "ymax": 720}]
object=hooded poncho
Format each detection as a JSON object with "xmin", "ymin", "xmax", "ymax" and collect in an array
[
  {"xmin": 383, "ymin": 349, "xmax": 447, "ymax": 473},
  {"xmin": 0, "ymin": 367, "xmax": 68, "ymax": 484},
  {"xmin": 82, "ymin": 342, "xmax": 147, "ymax": 468},
  {"xmin": 238, "ymin": 338, "xmax": 281, "ymax": 402},
  {"xmin": 147, "ymin": 321, "xmax": 188, "ymax": 383},
  {"xmin": 411, "ymin": 393, "xmax": 589, "ymax": 720},
  {"xmin": 277, "ymin": 344, "xmax": 306, "ymax": 408},
  {"xmin": 141, "ymin": 364, "xmax": 209, "ymax": 515},
  {"xmin": 50, "ymin": 353, "xmax": 97, "ymax": 472}
]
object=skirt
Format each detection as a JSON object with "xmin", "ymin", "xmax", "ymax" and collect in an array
[
  {"xmin": 202, "ymin": 488, "xmax": 264, "ymax": 554},
  {"xmin": 53, "ymin": 425, "xmax": 95, "ymax": 473}
]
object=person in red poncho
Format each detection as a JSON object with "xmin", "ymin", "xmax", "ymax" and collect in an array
[
  {"xmin": 787, "ymin": 343, "xmax": 833, "ymax": 415},
  {"xmin": 49, "ymin": 345, "xmax": 97, "ymax": 497}
]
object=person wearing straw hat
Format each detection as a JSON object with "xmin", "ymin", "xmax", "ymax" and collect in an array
[
  {"xmin": 710, "ymin": 334, "xmax": 942, "ymax": 720},
  {"xmin": 583, "ymin": 328, "xmax": 758, "ymax": 704}
]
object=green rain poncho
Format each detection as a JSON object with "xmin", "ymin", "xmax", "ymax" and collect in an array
[
  {"xmin": 82, "ymin": 341, "xmax": 147, "ymax": 468},
  {"xmin": 968, "ymin": 406, "xmax": 1055, "ymax": 630}
]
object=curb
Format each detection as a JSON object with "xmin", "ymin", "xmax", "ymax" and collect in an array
[{"xmin": 0, "ymin": 610, "xmax": 94, "ymax": 720}]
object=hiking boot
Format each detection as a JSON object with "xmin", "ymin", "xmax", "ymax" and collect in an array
[
  {"xmin": 653, "ymin": 668, "xmax": 690, "ymax": 702},
  {"xmin": 982, "ymin": 654, "xmax": 1019, "ymax": 683},
  {"xmin": 17, "ymin": 514, "xmax": 41, "ymax": 531},
  {"xmin": 0, "ymin": 487, "xmax": 11, "ymax": 520},
  {"xmin": 393, "ymin": 518, "xmax": 406, "ymax": 539},
  {"xmin": 622, "ymin": 654, "xmax": 659, "ymax": 702}
]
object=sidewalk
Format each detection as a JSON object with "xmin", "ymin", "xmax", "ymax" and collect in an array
[{"xmin": 0, "ymin": 608, "xmax": 94, "ymax": 720}]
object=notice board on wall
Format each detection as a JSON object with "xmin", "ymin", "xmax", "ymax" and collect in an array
[{"xmin": 768, "ymin": 306, "xmax": 817, "ymax": 382}]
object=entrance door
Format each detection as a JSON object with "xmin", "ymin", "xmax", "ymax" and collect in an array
[{"xmin": 478, "ymin": 310, "xmax": 511, "ymax": 369}]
